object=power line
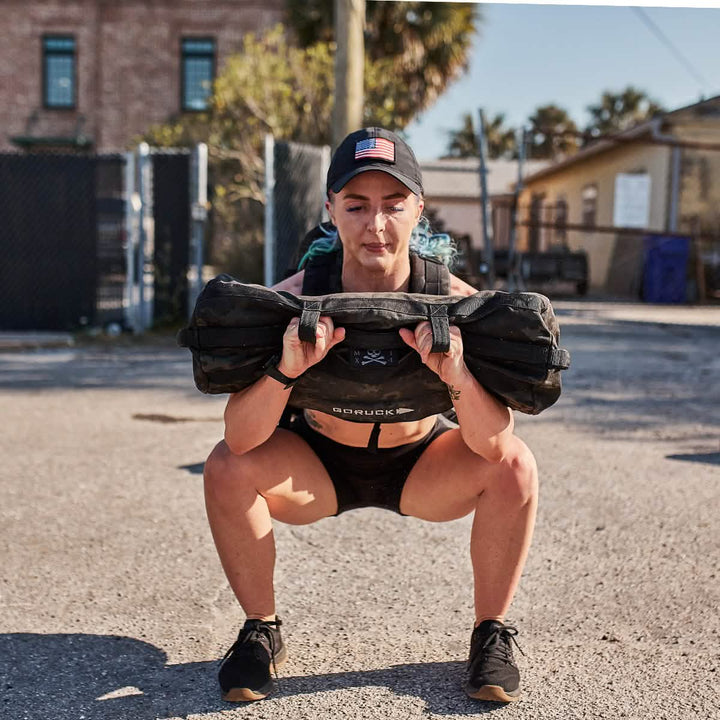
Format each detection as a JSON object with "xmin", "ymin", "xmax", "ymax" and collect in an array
[{"xmin": 630, "ymin": 7, "xmax": 710, "ymax": 95}]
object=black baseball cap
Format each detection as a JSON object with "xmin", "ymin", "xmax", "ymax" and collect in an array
[{"xmin": 326, "ymin": 127, "xmax": 424, "ymax": 196}]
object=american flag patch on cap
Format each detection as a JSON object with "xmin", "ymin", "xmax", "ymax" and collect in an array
[{"xmin": 355, "ymin": 137, "xmax": 395, "ymax": 162}]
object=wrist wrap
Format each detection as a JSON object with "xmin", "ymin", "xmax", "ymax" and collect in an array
[{"xmin": 263, "ymin": 355, "xmax": 300, "ymax": 390}]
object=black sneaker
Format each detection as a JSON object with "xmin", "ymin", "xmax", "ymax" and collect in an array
[
  {"xmin": 464, "ymin": 620, "xmax": 523, "ymax": 702},
  {"xmin": 218, "ymin": 617, "xmax": 288, "ymax": 701}
]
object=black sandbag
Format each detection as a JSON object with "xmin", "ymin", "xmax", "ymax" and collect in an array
[{"xmin": 177, "ymin": 274, "xmax": 571, "ymax": 420}]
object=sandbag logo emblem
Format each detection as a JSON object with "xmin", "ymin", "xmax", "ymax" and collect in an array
[
  {"xmin": 362, "ymin": 350, "xmax": 387, "ymax": 366},
  {"xmin": 351, "ymin": 348, "xmax": 398, "ymax": 367},
  {"xmin": 331, "ymin": 407, "xmax": 414, "ymax": 417}
]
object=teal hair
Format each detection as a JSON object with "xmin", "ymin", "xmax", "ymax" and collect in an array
[
  {"xmin": 410, "ymin": 216, "xmax": 457, "ymax": 267},
  {"xmin": 296, "ymin": 223, "xmax": 340, "ymax": 270},
  {"xmin": 297, "ymin": 217, "xmax": 457, "ymax": 270}
]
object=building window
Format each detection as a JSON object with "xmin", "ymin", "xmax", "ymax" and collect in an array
[
  {"xmin": 43, "ymin": 35, "xmax": 76, "ymax": 109},
  {"xmin": 181, "ymin": 38, "xmax": 215, "ymax": 111},
  {"xmin": 581, "ymin": 184, "xmax": 598, "ymax": 228}
]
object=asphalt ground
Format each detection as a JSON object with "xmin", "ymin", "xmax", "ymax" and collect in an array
[{"xmin": 1, "ymin": 301, "xmax": 719, "ymax": 720}]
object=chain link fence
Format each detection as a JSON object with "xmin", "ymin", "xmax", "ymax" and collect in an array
[
  {"xmin": 0, "ymin": 148, "xmax": 203, "ymax": 332},
  {"xmin": 1, "ymin": 153, "xmax": 104, "ymax": 330},
  {"xmin": 265, "ymin": 136, "xmax": 329, "ymax": 285},
  {"xmin": 95, "ymin": 155, "xmax": 128, "ymax": 328},
  {"xmin": 151, "ymin": 150, "xmax": 191, "ymax": 327}
]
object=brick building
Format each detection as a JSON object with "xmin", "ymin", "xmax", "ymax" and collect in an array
[{"xmin": 1, "ymin": 0, "xmax": 284, "ymax": 152}]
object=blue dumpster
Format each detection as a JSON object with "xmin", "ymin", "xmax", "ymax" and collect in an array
[{"xmin": 642, "ymin": 235, "xmax": 690, "ymax": 304}]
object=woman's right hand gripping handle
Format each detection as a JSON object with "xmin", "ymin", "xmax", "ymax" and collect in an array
[
  {"xmin": 223, "ymin": 317, "xmax": 345, "ymax": 454},
  {"xmin": 277, "ymin": 316, "xmax": 346, "ymax": 379}
]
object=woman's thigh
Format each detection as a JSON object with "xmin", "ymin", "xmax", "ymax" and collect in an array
[
  {"xmin": 208, "ymin": 428, "xmax": 338, "ymax": 525},
  {"xmin": 399, "ymin": 428, "xmax": 491, "ymax": 521}
]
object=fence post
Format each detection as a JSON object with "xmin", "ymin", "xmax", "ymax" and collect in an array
[
  {"xmin": 136, "ymin": 142, "xmax": 154, "ymax": 331},
  {"xmin": 123, "ymin": 151, "xmax": 141, "ymax": 332},
  {"xmin": 188, "ymin": 143, "xmax": 208, "ymax": 318},
  {"xmin": 668, "ymin": 146, "xmax": 681, "ymax": 232},
  {"xmin": 264, "ymin": 134, "xmax": 276, "ymax": 287}
]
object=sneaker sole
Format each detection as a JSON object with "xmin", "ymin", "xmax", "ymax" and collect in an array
[
  {"xmin": 221, "ymin": 651, "xmax": 288, "ymax": 702},
  {"xmin": 465, "ymin": 684, "xmax": 520, "ymax": 703}
]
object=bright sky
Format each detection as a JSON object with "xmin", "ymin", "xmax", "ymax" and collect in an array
[{"xmin": 403, "ymin": 2, "xmax": 720, "ymax": 160}]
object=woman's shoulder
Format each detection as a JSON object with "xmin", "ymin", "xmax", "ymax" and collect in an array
[{"xmin": 449, "ymin": 273, "xmax": 479, "ymax": 297}]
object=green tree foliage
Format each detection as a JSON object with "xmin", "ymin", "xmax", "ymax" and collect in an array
[
  {"xmin": 527, "ymin": 104, "xmax": 579, "ymax": 160},
  {"xmin": 142, "ymin": 9, "xmax": 480, "ymax": 280},
  {"xmin": 585, "ymin": 86, "xmax": 665, "ymax": 139},
  {"xmin": 142, "ymin": 26, "xmax": 335, "ymax": 281},
  {"xmin": 146, "ymin": 26, "xmax": 334, "ymax": 202},
  {"xmin": 439, "ymin": 87, "xmax": 666, "ymax": 163},
  {"xmin": 286, "ymin": 1, "xmax": 481, "ymax": 128},
  {"xmin": 444, "ymin": 113, "xmax": 478, "ymax": 157},
  {"xmin": 443, "ymin": 112, "xmax": 517, "ymax": 159}
]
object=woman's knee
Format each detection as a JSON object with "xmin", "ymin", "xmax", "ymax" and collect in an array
[
  {"xmin": 204, "ymin": 440, "xmax": 256, "ymax": 496},
  {"xmin": 492, "ymin": 439, "xmax": 538, "ymax": 506}
]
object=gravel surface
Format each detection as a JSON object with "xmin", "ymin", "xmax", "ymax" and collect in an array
[{"xmin": 1, "ymin": 302, "xmax": 718, "ymax": 720}]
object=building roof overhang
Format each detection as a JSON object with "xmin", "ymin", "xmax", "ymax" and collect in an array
[{"xmin": 521, "ymin": 94, "xmax": 720, "ymax": 186}]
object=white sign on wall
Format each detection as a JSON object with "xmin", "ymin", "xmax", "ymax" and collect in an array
[{"xmin": 613, "ymin": 173, "xmax": 651, "ymax": 229}]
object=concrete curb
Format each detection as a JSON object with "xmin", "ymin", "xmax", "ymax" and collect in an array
[
  {"xmin": 552, "ymin": 300, "xmax": 720, "ymax": 327},
  {"xmin": 0, "ymin": 332, "xmax": 75, "ymax": 351}
]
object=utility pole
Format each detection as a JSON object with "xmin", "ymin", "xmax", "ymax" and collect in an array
[
  {"xmin": 333, "ymin": 0, "xmax": 365, "ymax": 150},
  {"xmin": 508, "ymin": 126, "xmax": 527, "ymax": 291},
  {"xmin": 477, "ymin": 109, "xmax": 495, "ymax": 289}
]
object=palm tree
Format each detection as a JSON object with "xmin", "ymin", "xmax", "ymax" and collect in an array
[
  {"xmin": 286, "ymin": 1, "xmax": 481, "ymax": 128},
  {"xmin": 444, "ymin": 113, "xmax": 478, "ymax": 157},
  {"xmin": 485, "ymin": 113, "xmax": 517, "ymax": 159},
  {"xmin": 527, "ymin": 104, "xmax": 579, "ymax": 160},
  {"xmin": 444, "ymin": 112, "xmax": 517, "ymax": 159},
  {"xmin": 585, "ymin": 86, "xmax": 664, "ymax": 139}
]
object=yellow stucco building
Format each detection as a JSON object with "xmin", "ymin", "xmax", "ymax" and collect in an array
[{"xmin": 518, "ymin": 96, "xmax": 720, "ymax": 299}]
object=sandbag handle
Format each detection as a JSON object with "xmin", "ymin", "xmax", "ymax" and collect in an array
[
  {"xmin": 428, "ymin": 305, "xmax": 451, "ymax": 353},
  {"xmin": 299, "ymin": 300, "xmax": 322, "ymax": 345},
  {"xmin": 548, "ymin": 347, "xmax": 571, "ymax": 370}
]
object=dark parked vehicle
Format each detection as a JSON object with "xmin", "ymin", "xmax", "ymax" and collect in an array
[
  {"xmin": 515, "ymin": 249, "xmax": 589, "ymax": 296},
  {"xmin": 454, "ymin": 237, "xmax": 589, "ymax": 295}
]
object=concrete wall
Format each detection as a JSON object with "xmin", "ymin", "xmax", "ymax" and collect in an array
[
  {"xmin": 1, "ymin": 0, "xmax": 283, "ymax": 152},
  {"xmin": 424, "ymin": 196, "xmax": 483, "ymax": 247},
  {"xmin": 421, "ymin": 159, "xmax": 549, "ymax": 253},
  {"xmin": 674, "ymin": 118, "xmax": 720, "ymax": 236},
  {"xmin": 518, "ymin": 142, "xmax": 672, "ymax": 291}
]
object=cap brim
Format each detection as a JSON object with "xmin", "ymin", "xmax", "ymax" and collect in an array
[{"xmin": 329, "ymin": 165, "xmax": 422, "ymax": 196}]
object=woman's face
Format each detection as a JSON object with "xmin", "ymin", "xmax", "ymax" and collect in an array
[{"xmin": 326, "ymin": 171, "xmax": 424, "ymax": 276}]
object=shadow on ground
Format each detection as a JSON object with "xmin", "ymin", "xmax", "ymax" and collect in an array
[
  {"xmin": 666, "ymin": 451, "xmax": 720, "ymax": 465},
  {"xmin": 1, "ymin": 634, "xmax": 505, "ymax": 719},
  {"xmin": 179, "ymin": 462, "xmax": 205, "ymax": 475}
]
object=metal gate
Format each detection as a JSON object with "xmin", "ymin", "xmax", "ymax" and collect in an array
[
  {"xmin": 264, "ymin": 136, "xmax": 329, "ymax": 285},
  {"xmin": 152, "ymin": 151, "xmax": 190, "ymax": 326},
  {"xmin": 0, "ymin": 154, "xmax": 99, "ymax": 330},
  {"xmin": 0, "ymin": 146, "xmax": 207, "ymax": 332}
]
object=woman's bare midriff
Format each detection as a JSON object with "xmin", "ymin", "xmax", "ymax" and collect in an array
[{"xmin": 302, "ymin": 408, "xmax": 438, "ymax": 448}]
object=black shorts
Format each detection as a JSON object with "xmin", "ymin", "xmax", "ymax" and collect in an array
[{"xmin": 286, "ymin": 412, "xmax": 456, "ymax": 515}]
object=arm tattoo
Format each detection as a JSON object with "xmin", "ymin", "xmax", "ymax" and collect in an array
[{"xmin": 446, "ymin": 384, "xmax": 462, "ymax": 401}]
